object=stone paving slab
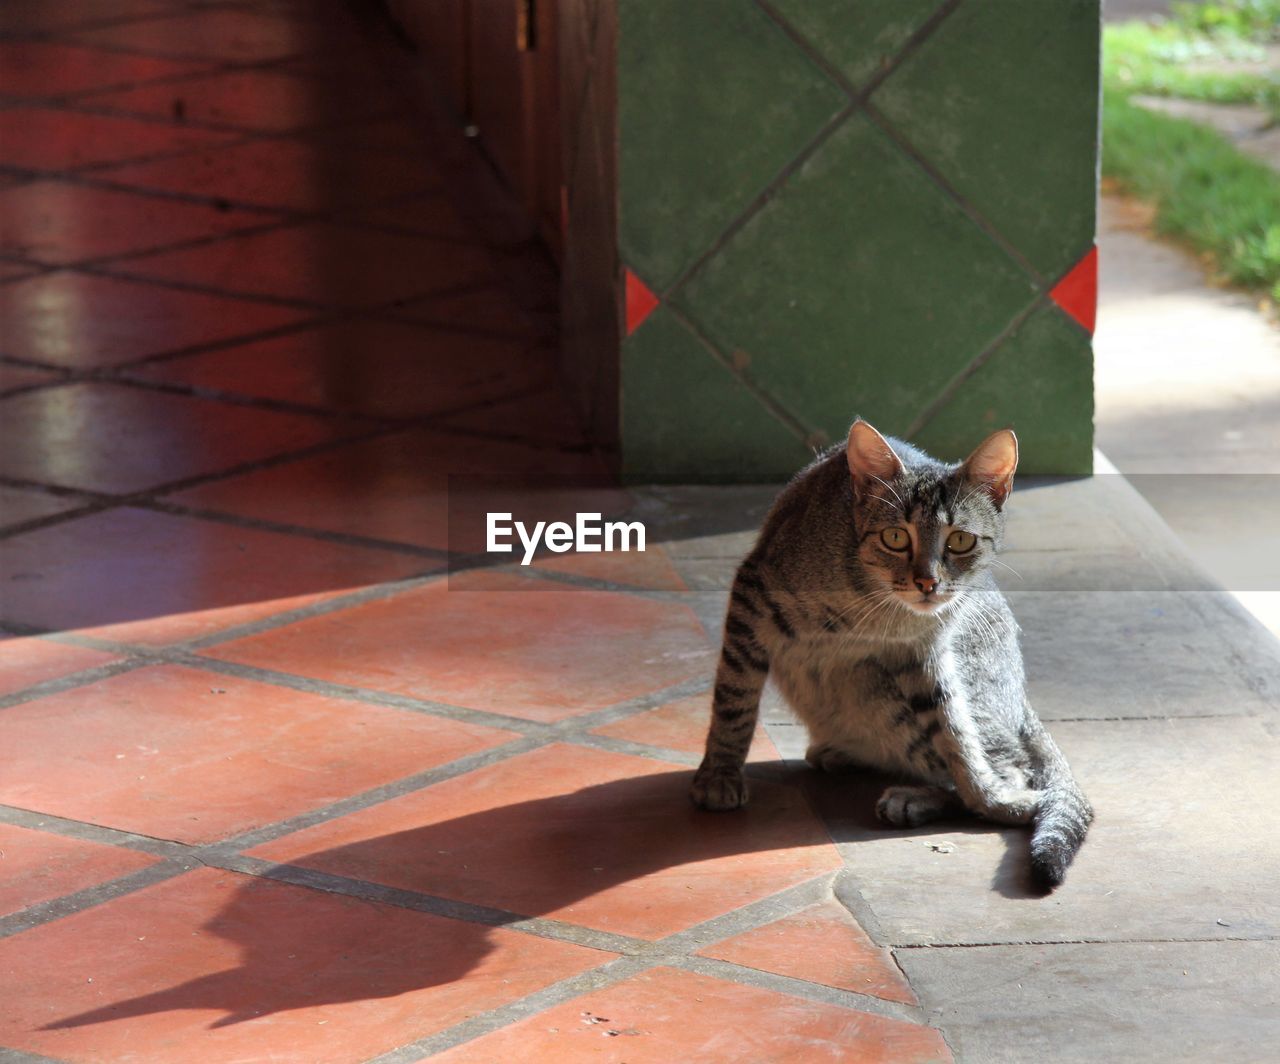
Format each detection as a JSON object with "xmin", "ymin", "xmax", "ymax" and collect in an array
[
  {"xmin": 809, "ymin": 715, "xmax": 1280, "ymax": 947},
  {"xmin": 898, "ymin": 939, "xmax": 1280, "ymax": 1064},
  {"xmin": 1014, "ymin": 590, "xmax": 1278, "ymax": 720}
]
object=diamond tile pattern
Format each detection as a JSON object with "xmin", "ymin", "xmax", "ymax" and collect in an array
[
  {"xmin": 618, "ymin": 0, "xmax": 846, "ymax": 290},
  {"xmin": 673, "ymin": 114, "xmax": 1037, "ymax": 443},
  {"xmin": 872, "ymin": 0, "xmax": 1101, "ymax": 283},
  {"xmin": 0, "ymin": 5, "xmax": 954, "ymax": 1060},
  {"xmin": 619, "ymin": 0, "xmax": 1100, "ymax": 476}
]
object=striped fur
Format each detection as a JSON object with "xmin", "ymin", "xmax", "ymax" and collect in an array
[{"xmin": 691, "ymin": 420, "xmax": 1093, "ymax": 891}]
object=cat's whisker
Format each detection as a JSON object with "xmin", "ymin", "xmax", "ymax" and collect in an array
[{"xmin": 992, "ymin": 558, "xmax": 1023, "ymax": 580}]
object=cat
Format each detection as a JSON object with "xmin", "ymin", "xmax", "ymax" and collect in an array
[{"xmin": 690, "ymin": 418, "xmax": 1092, "ymax": 889}]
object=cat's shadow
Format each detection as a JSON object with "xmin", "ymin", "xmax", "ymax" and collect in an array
[{"xmin": 42, "ymin": 764, "xmax": 1039, "ymax": 1032}]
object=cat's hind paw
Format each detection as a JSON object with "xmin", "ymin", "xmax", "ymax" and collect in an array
[
  {"xmin": 876, "ymin": 785, "xmax": 961, "ymax": 827},
  {"xmin": 691, "ymin": 765, "xmax": 748, "ymax": 810}
]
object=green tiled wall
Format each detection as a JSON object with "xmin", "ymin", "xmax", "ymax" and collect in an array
[{"xmin": 618, "ymin": 0, "xmax": 1100, "ymax": 480}]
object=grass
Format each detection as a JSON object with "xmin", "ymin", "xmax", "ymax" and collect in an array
[
  {"xmin": 1104, "ymin": 22, "xmax": 1280, "ymax": 119},
  {"xmin": 1102, "ymin": 1, "xmax": 1280, "ymax": 301}
]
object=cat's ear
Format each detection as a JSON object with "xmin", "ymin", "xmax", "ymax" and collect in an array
[
  {"xmin": 846, "ymin": 419, "xmax": 904, "ymax": 495},
  {"xmin": 961, "ymin": 429, "xmax": 1018, "ymax": 509}
]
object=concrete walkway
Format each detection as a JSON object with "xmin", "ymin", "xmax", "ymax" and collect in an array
[{"xmin": 742, "ymin": 463, "xmax": 1280, "ymax": 1061}]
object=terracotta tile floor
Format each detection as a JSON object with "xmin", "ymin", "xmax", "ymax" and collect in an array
[{"xmin": 0, "ymin": 5, "xmax": 951, "ymax": 1061}]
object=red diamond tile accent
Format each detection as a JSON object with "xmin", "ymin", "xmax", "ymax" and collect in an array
[
  {"xmin": 249, "ymin": 743, "xmax": 841, "ymax": 938},
  {"xmin": 1049, "ymin": 245, "xmax": 1097, "ymax": 335},
  {"xmin": 625, "ymin": 266, "xmax": 659, "ymax": 335},
  {"xmin": 0, "ymin": 868, "xmax": 611, "ymax": 1063}
]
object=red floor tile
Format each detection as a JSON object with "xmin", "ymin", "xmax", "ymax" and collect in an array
[
  {"xmin": 0, "ymin": 40, "xmax": 205, "ymax": 98},
  {"xmin": 0, "ymin": 362, "xmax": 61, "ymax": 393},
  {"xmin": 698, "ymin": 897, "xmax": 918, "ymax": 1005},
  {"xmin": 91, "ymin": 67, "xmax": 398, "ymax": 133},
  {"xmin": 206, "ymin": 570, "xmax": 714, "ymax": 722},
  {"xmin": 0, "ymin": 823, "xmax": 158, "ymax": 920},
  {"xmin": 530, "ymin": 543, "xmax": 690, "ymax": 591},
  {"xmin": 0, "ymin": 868, "xmax": 612, "ymax": 1064},
  {"xmin": 73, "ymin": 8, "xmax": 321, "ymax": 64},
  {"xmin": 114, "ymin": 221, "xmax": 495, "ymax": 307},
  {"xmin": 170, "ymin": 428, "xmax": 607, "ymax": 551},
  {"xmin": 250, "ymin": 743, "xmax": 840, "ymax": 938},
  {"xmin": 0, "ymin": 507, "xmax": 430, "ymax": 644},
  {"xmin": 0, "ymin": 381, "xmax": 345, "ymax": 493},
  {"xmin": 0, "ymin": 108, "xmax": 232, "ymax": 171},
  {"xmin": 590, "ymin": 693, "xmax": 777, "ymax": 758},
  {"xmin": 0, "ymin": 663, "xmax": 516, "ymax": 843},
  {"xmin": 0, "ymin": 635, "xmax": 116, "ymax": 696},
  {"xmin": 302, "ymin": 115, "xmax": 438, "ymax": 160},
  {"xmin": 437, "ymin": 385, "xmax": 591, "ymax": 444},
  {"xmin": 430, "ymin": 967, "xmax": 952, "ymax": 1063},
  {"xmin": 0, "ymin": 0, "xmax": 170, "ymax": 34},
  {"xmin": 348, "ymin": 191, "xmax": 476, "ymax": 241},
  {"xmin": 0, "ymin": 484, "xmax": 86, "ymax": 530},
  {"xmin": 0, "ymin": 181, "xmax": 273, "ymax": 266},
  {"xmin": 0, "ymin": 272, "xmax": 310, "ymax": 368},
  {"xmin": 397, "ymin": 284, "xmax": 541, "ymax": 337},
  {"xmin": 0, "ymin": 259, "xmax": 39, "ymax": 282},
  {"xmin": 102, "ymin": 136, "xmax": 441, "ymax": 212},
  {"xmin": 138, "ymin": 319, "xmax": 544, "ymax": 418}
]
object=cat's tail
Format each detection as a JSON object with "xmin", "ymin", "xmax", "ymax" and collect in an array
[{"xmin": 1027, "ymin": 726, "xmax": 1093, "ymax": 890}]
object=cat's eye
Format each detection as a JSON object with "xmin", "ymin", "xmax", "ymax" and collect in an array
[
  {"xmin": 880, "ymin": 527, "xmax": 910, "ymax": 552},
  {"xmin": 946, "ymin": 530, "xmax": 977, "ymax": 553}
]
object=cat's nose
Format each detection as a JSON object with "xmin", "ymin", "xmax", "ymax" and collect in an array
[{"xmin": 914, "ymin": 575, "xmax": 938, "ymax": 595}]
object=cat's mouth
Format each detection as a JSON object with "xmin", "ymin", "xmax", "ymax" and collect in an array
[{"xmin": 897, "ymin": 591, "xmax": 953, "ymax": 614}]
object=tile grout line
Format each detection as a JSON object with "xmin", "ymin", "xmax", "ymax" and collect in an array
[{"xmin": 903, "ymin": 295, "xmax": 1047, "ymax": 440}]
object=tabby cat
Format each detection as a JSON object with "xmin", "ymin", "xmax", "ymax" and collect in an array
[{"xmin": 691, "ymin": 419, "xmax": 1092, "ymax": 889}]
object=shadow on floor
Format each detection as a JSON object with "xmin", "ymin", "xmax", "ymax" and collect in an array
[{"xmin": 41, "ymin": 764, "xmax": 1037, "ymax": 1031}]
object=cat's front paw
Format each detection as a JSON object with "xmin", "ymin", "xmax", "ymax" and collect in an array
[{"xmin": 691, "ymin": 765, "xmax": 748, "ymax": 810}]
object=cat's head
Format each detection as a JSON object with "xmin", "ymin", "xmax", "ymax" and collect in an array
[{"xmin": 844, "ymin": 419, "xmax": 1016, "ymax": 616}]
